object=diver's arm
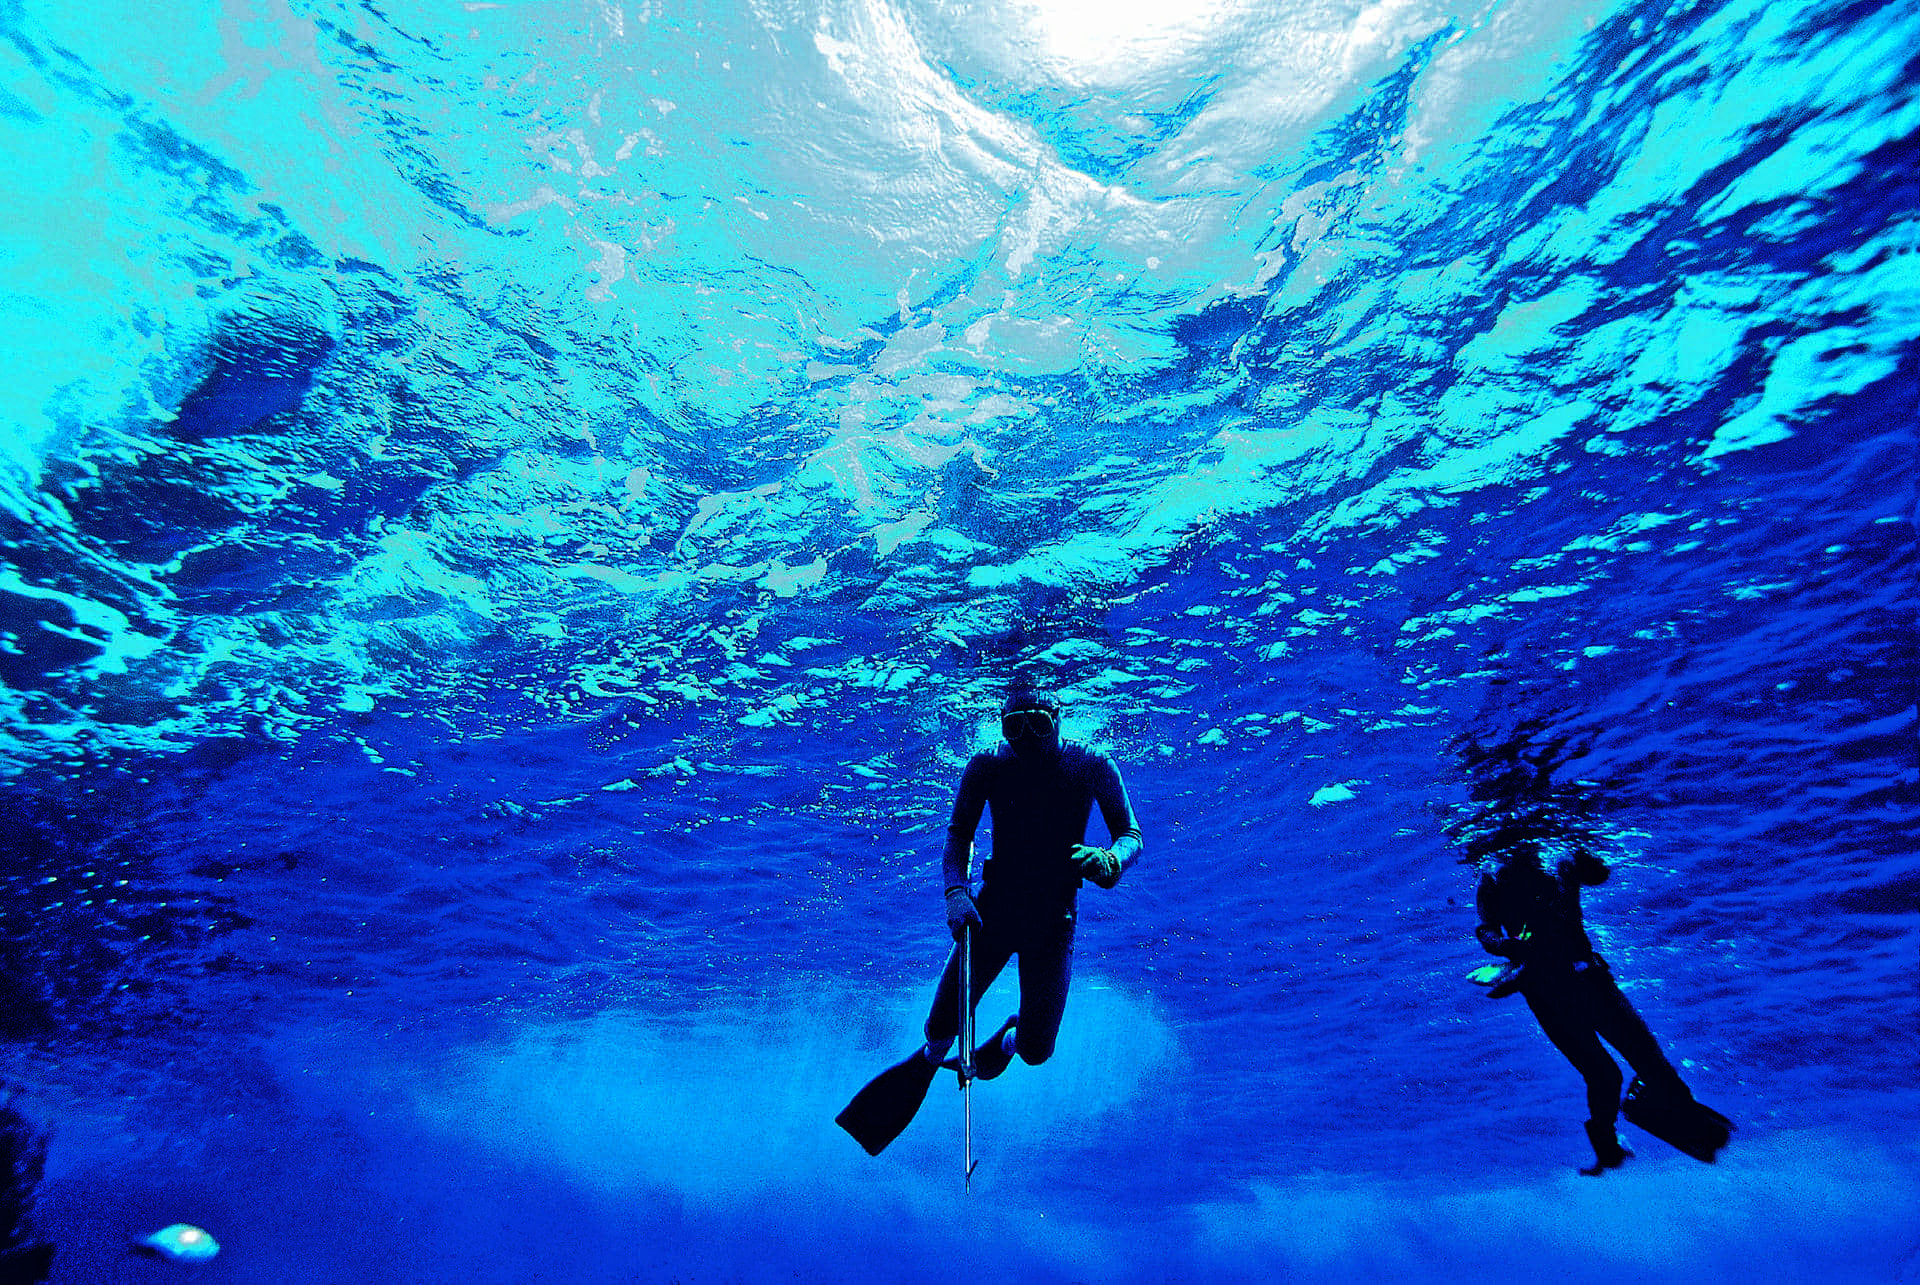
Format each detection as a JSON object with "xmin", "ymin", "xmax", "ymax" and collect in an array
[
  {"xmin": 941, "ymin": 758, "xmax": 988, "ymax": 940},
  {"xmin": 942, "ymin": 756, "xmax": 989, "ymax": 892},
  {"xmin": 1076, "ymin": 755, "xmax": 1143, "ymax": 888},
  {"xmin": 1097, "ymin": 759, "xmax": 1144, "ymax": 871},
  {"xmin": 1474, "ymin": 873, "xmax": 1525, "ymax": 957}
]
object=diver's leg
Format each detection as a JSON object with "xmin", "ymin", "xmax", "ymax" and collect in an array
[
  {"xmin": 969, "ymin": 1012, "xmax": 1021, "ymax": 1081},
  {"xmin": 1524, "ymin": 975, "xmax": 1629, "ymax": 1171},
  {"xmin": 1591, "ymin": 970, "xmax": 1732, "ymax": 1159},
  {"xmin": 1590, "ymin": 970, "xmax": 1688, "ymax": 1097},
  {"xmin": 923, "ymin": 914, "xmax": 1015, "ymax": 1056},
  {"xmin": 1526, "ymin": 994, "xmax": 1625, "ymax": 1123},
  {"xmin": 1007, "ymin": 908, "xmax": 1076, "ymax": 1066}
]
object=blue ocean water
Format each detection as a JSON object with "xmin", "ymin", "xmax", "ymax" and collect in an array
[{"xmin": 0, "ymin": 0, "xmax": 1915, "ymax": 1279}]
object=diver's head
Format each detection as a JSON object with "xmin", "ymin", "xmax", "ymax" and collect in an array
[
  {"xmin": 999, "ymin": 680, "xmax": 1062, "ymax": 759},
  {"xmin": 1464, "ymin": 831, "xmax": 1546, "ymax": 871}
]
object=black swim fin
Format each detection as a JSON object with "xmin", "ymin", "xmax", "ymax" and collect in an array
[
  {"xmin": 1622, "ymin": 1077, "xmax": 1733, "ymax": 1163},
  {"xmin": 836, "ymin": 1051, "xmax": 939, "ymax": 1156},
  {"xmin": 940, "ymin": 1014, "xmax": 1019, "ymax": 1081}
]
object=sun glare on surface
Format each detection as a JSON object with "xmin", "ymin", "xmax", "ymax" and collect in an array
[{"xmin": 1023, "ymin": 0, "xmax": 1236, "ymax": 70}]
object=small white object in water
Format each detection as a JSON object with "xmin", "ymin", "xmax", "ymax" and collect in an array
[
  {"xmin": 137, "ymin": 1223, "xmax": 220, "ymax": 1263},
  {"xmin": 1308, "ymin": 781, "xmax": 1357, "ymax": 807}
]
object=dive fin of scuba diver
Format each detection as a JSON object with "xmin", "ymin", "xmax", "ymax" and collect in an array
[
  {"xmin": 836, "ymin": 1051, "xmax": 940, "ymax": 1156},
  {"xmin": 1621, "ymin": 1077, "xmax": 1733, "ymax": 1162},
  {"xmin": 942, "ymin": 1013, "xmax": 1019, "ymax": 1081}
]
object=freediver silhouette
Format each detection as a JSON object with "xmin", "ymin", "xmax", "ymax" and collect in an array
[
  {"xmin": 1457, "ymin": 727, "xmax": 1733, "ymax": 1173},
  {"xmin": 836, "ymin": 678, "xmax": 1145, "ymax": 1157}
]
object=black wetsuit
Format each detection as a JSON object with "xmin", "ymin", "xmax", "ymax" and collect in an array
[
  {"xmin": 1475, "ymin": 850, "xmax": 1686, "ymax": 1126},
  {"xmin": 924, "ymin": 740, "xmax": 1143, "ymax": 1063}
]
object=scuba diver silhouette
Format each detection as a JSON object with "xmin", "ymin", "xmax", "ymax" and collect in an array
[
  {"xmin": 1470, "ymin": 835, "xmax": 1732, "ymax": 1173},
  {"xmin": 837, "ymin": 679, "xmax": 1145, "ymax": 1156}
]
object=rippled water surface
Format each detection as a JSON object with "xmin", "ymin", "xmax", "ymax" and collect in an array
[{"xmin": 1, "ymin": 0, "xmax": 1915, "ymax": 1280}]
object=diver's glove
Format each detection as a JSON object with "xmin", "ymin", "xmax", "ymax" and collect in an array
[
  {"xmin": 1071, "ymin": 844, "xmax": 1124, "ymax": 890},
  {"xmin": 945, "ymin": 885, "xmax": 982, "ymax": 941}
]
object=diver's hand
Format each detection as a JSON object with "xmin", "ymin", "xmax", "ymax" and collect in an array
[
  {"xmin": 945, "ymin": 886, "xmax": 982, "ymax": 941},
  {"xmin": 1071, "ymin": 844, "xmax": 1123, "ymax": 890},
  {"xmin": 1475, "ymin": 926, "xmax": 1531, "ymax": 957}
]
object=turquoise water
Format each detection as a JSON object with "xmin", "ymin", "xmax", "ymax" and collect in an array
[{"xmin": 1, "ymin": 0, "xmax": 1915, "ymax": 1280}]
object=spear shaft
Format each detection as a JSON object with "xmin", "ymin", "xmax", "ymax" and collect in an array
[{"xmin": 958, "ymin": 921, "xmax": 978, "ymax": 1191}]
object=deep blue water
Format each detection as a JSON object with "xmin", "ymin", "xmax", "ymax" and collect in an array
[{"xmin": 1, "ymin": 0, "xmax": 1916, "ymax": 1280}]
